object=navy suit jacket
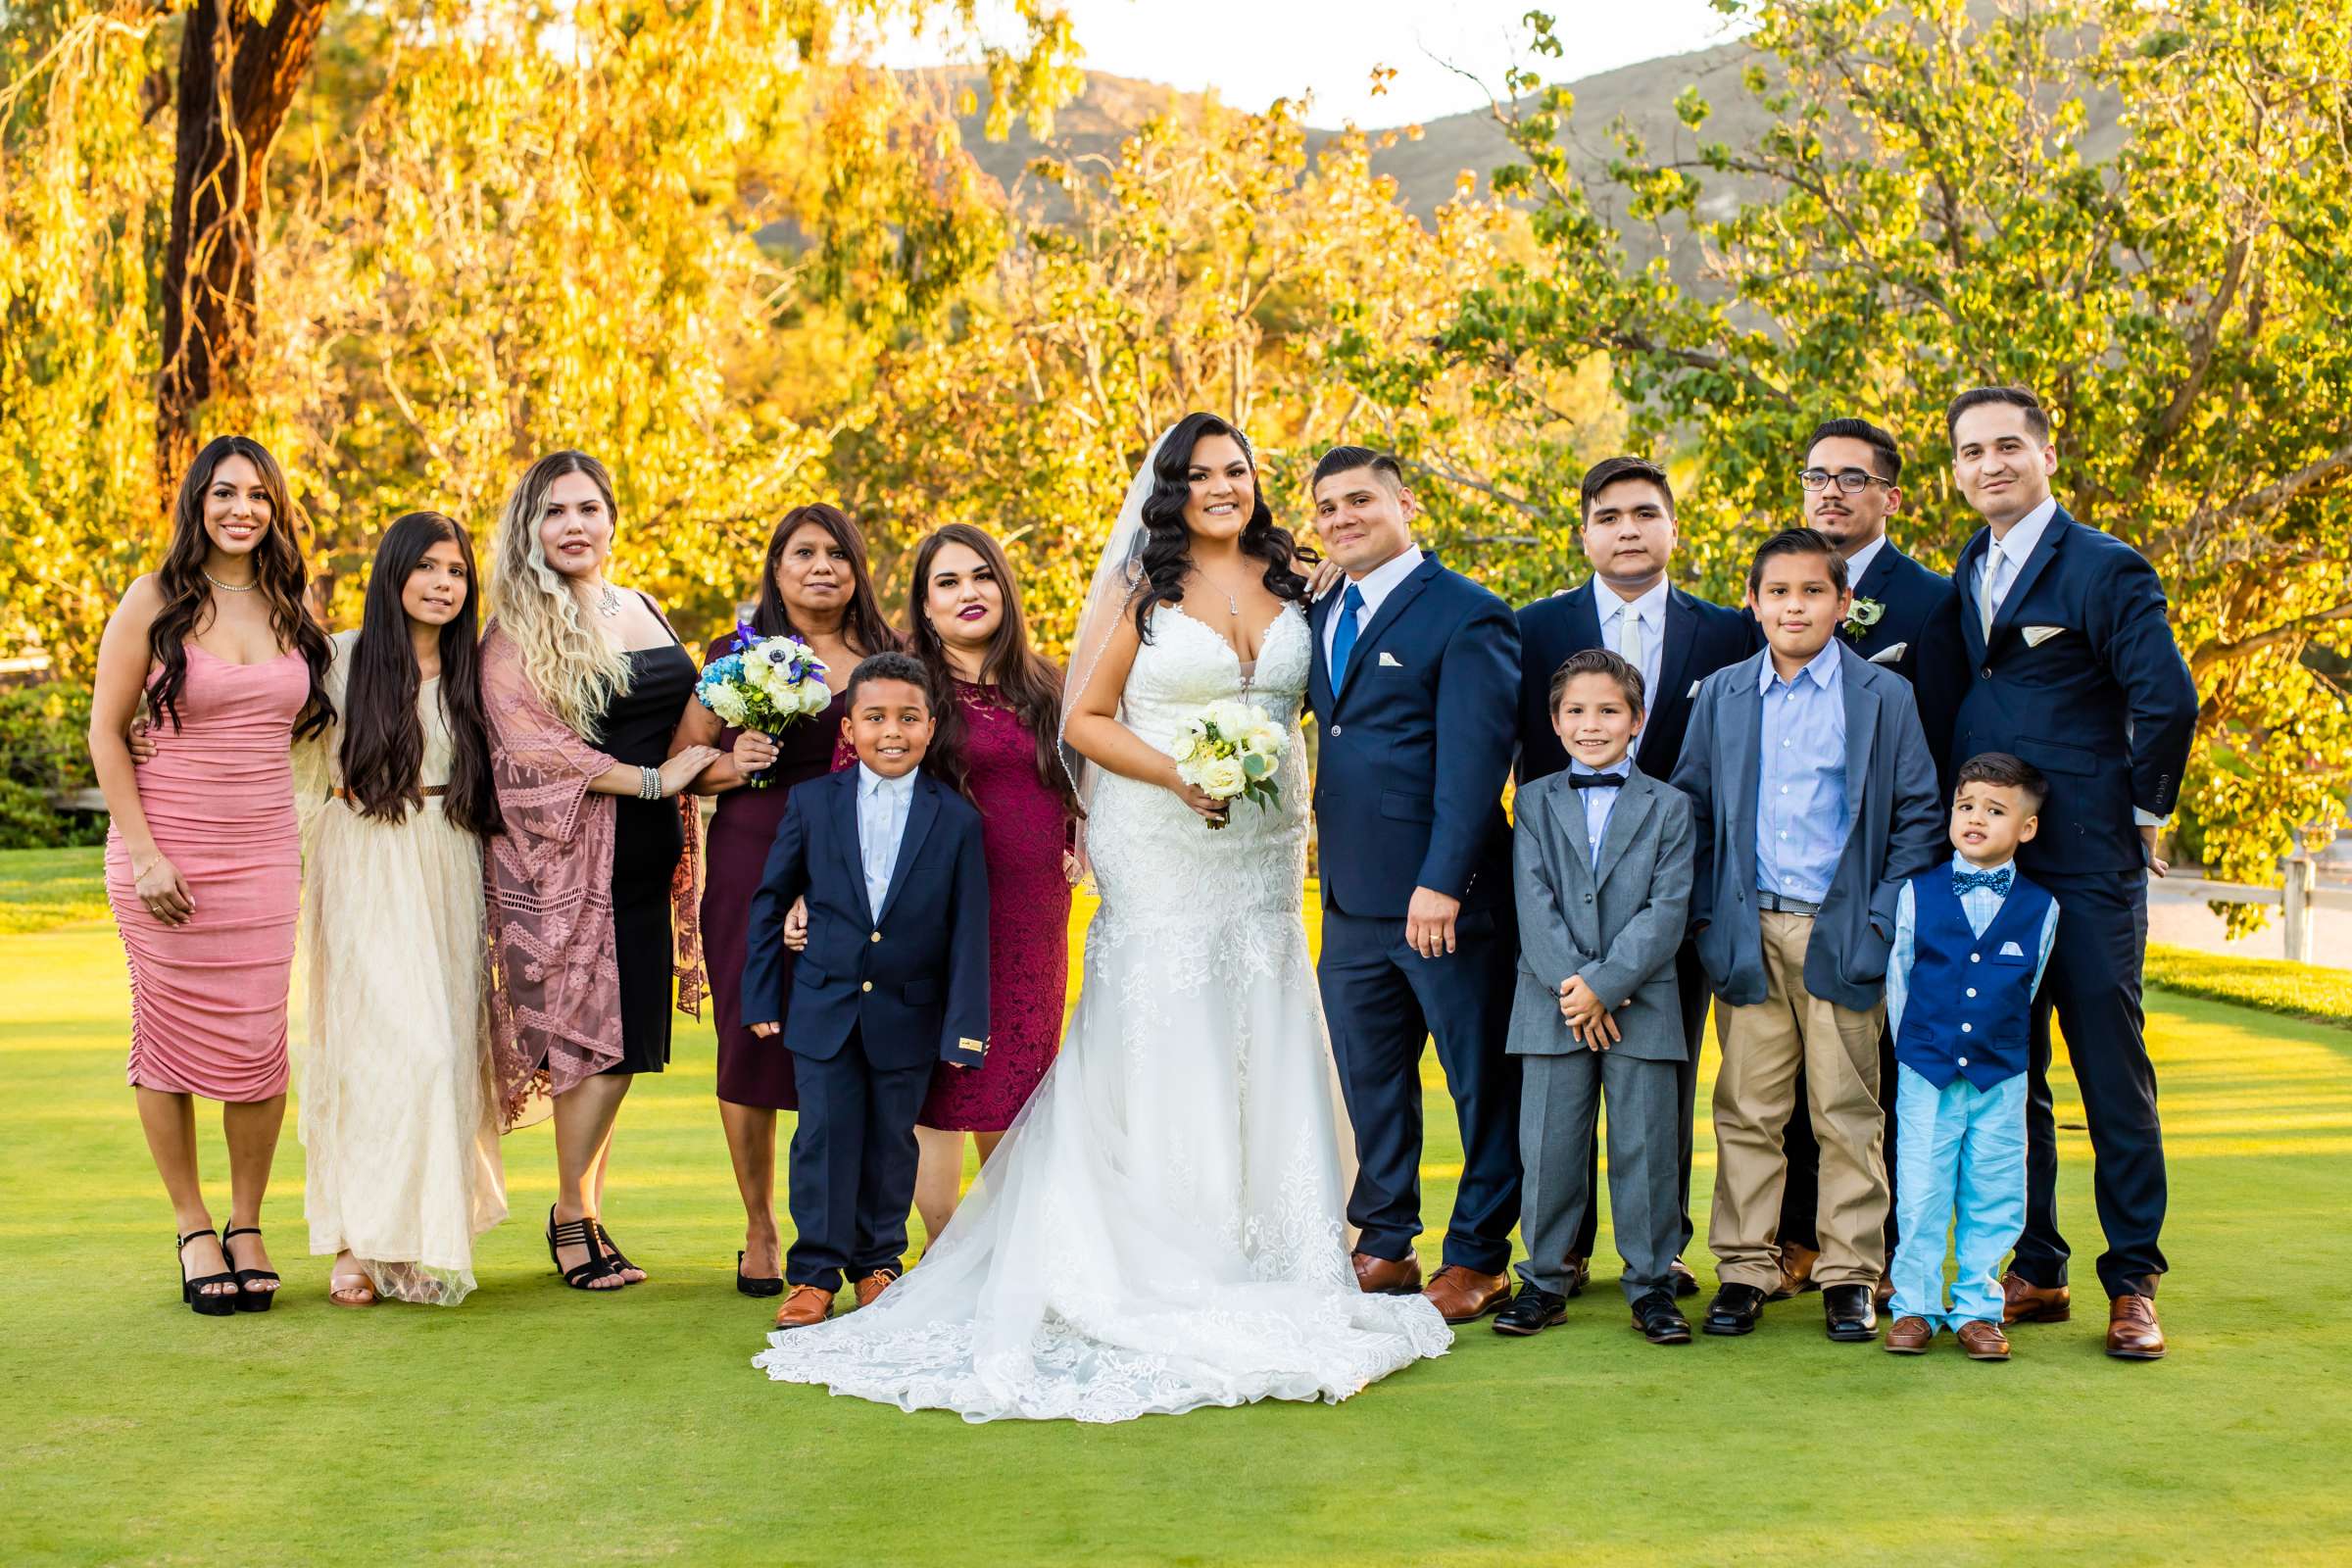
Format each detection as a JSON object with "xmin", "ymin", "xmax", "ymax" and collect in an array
[
  {"xmin": 1517, "ymin": 581, "xmax": 1757, "ymax": 785},
  {"xmin": 1306, "ymin": 553, "xmax": 1518, "ymax": 918},
  {"xmin": 1950, "ymin": 506, "xmax": 2197, "ymax": 877},
  {"xmin": 1671, "ymin": 642, "xmax": 1946, "ymax": 1012},
  {"xmin": 741, "ymin": 767, "xmax": 990, "ymax": 1070},
  {"xmin": 1848, "ymin": 540, "xmax": 1968, "ymax": 789}
]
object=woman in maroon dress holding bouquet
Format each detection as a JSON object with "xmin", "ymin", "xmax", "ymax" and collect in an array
[
  {"xmin": 903, "ymin": 524, "xmax": 1080, "ymax": 1242},
  {"xmin": 671, "ymin": 504, "xmax": 897, "ymax": 1295}
]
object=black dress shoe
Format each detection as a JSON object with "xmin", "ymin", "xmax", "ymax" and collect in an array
[
  {"xmin": 1669, "ymin": 1257, "xmax": 1701, "ymax": 1298},
  {"xmin": 1630, "ymin": 1289, "xmax": 1691, "ymax": 1345},
  {"xmin": 1702, "ymin": 1282, "xmax": 1767, "ymax": 1336},
  {"xmin": 1492, "ymin": 1286, "xmax": 1569, "ymax": 1337},
  {"xmin": 1823, "ymin": 1283, "xmax": 1878, "ymax": 1342}
]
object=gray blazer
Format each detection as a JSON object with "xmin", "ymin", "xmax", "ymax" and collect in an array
[
  {"xmin": 1507, "ymin": 765, "xmax": 1694, "ymax": 1061},
  {"xmin": 1669, "ymin": 640, "xmax": 1944, "ymax": 1013}
]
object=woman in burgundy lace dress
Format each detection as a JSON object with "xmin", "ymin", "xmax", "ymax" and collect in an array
[
  {"xmin": 670, "ymin": 504, "xmax": 897, "ymax": 1295},
  {"xmin": 903, "ymin": 525, "xmax": 1080, "ymax": 1243}
]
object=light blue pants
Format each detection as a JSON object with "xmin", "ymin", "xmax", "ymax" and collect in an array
[{"xmin": 1888, "ymin": 1064, "xmax": 2027, "ymax": 1330}]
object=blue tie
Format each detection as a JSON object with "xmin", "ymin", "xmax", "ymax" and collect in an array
[
  {"xmin": 1330, "ymin": 584, "xmax": 1365, "ymax": 690},
  {"xmin": 1955, "ymin": 865, "xmax": 2013, "ymax": 896}
]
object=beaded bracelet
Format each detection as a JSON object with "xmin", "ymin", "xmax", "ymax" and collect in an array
[{"xmin": 639, "ymin": 764, "xmax": 662, "ymax": 801}]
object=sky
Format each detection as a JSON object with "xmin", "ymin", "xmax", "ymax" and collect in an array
[{"xmin": 880, "ymin": 1, "xmax": 1751, "ymax": 127}]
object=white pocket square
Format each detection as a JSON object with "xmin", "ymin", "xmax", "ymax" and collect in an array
[
  {"xmin": 1999, "ymin": 939, "xmax": 2026, "ymax": 957},
  {"xmin": 1378, "ymin": 651, "xmax": 1402, "ymax": 667},
  {"xmin": 1686, "ymin": 679, "xmax": 1700, "ymax": 699},
  {"xmin": 1867, "ymin": 642, "xmax": 1907, "ymax": 664},
  {"xmin": 2022, "ymin": 625, "xmax": 2067, "ymax": 648}
]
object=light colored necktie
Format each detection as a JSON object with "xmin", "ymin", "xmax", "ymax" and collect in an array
[
  {"xmin": 1619, "ymin": 604, "xmax": 1643, "ymax": 676},
  {"xmin": 1980, "ymin": 541, "xmax": 2003, "ymax": 640}
]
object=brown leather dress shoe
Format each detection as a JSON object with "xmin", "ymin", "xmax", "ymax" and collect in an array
[
  {"xmin": 1352, "ymin": 1250, "xmax": 1424, "ymax": 1296},
  {"xmin": 1883, "ymin": 1315, "xmax": 1935, "ymax": 1354},
  {"xmin": 1562, "ymin": 1254, "xmax": 1592, "ymax": 1298},
  {"xmin": 773, "ymin": 1283, "xmax": 835, "ymax": 1329},
  {"xmin": 1873, "ymin": 1273, "xmax": 1894, "ymax": 1311},
  {"xmin": 2000, "ymin": 1270, "xmax": 2072, "ymax": 1325},
  {"xmin": 854, "ymin": 1267, "xmax": 900, "ymax": 1308},
  {"xmin": 1766, "ymin": 1243, "xmax": 1821, "ymax": 1302},
  {"xmin": 1422, "ymin": 1264, "xmax": 1512, "ymax": 1324},
  {"xmin": 2105, "ymin": 1294, "xmax": 2167, "ymax": 1360},
  {"xmin": 1956, "ymin": 1319, "xmax": 2011, "ymax": 1361}
]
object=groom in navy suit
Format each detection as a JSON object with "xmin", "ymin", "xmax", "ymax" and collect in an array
[
  {"xmin": 1515, "ymin": 456, "xmax": 1756, "ymax": 1292},
  {"xmin": 1305, "ymin": 447, "xmax": 1525, "ymax": 1325},
  {"xmin": 1944, "ymin": 385, "xmax": 2196, "ymax": 1359}
]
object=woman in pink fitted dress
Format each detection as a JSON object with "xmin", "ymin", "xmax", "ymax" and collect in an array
[
  {"xmin": 88, "ymin": 435, "xmax": 333, "ymax": 1315},
  {"xmin": 901, "ymin": 525, "xmax": 1079, "ymax": 1243}
]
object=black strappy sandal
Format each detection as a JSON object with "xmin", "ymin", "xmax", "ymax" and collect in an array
[
  {"xmin": 220, "ymin": 1225, "xmax": 279, "ymax": 1313},
  {"xmin": 736, "ymin": 1250, "xmax": 784, "ymax": 1298},
  {"xmin": 594, "ymin": 1221, "xmax": 644, "ymax": 1286},
  {"xmin": 176, "ymin": 1229, "xmax": 237, "ymax": 1317},
  {"xmin": 546, "ymin": 1205, "xmax": 621, "ymax": 1291}
]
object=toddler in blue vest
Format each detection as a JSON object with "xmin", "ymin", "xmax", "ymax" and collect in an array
[{"xmin": 1883, "ymin": 752, "xmax": 2060, "ymax": 1360}]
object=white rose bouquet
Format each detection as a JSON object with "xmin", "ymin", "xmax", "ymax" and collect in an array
[
  {"xmin": 1169, "ymin": 697, "xmax": 1286, "ymax": 830},
  {"xmin": 692, "ymin": 623, "xmax": 832, "ymax": 787}
]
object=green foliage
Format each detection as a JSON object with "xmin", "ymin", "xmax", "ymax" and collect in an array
[
  {"xmin": 2145, "ymin": 941, "xmax": 2352, "ymax": 1031},
  {"xmin": 0, "ymin": 680, "xmax": 102, "ymax": 850}
]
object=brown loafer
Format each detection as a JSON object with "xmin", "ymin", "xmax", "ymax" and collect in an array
[
  {"xmin": 773, "ymin": 1283, "xmax": 836, "ymax": 1329},
  {"xmin": 2000, "ymin": 1270, "xmax": 2072, "ymax": 1325},
  {"xmin": 1766, "ymin": 1242, "xmax": 1821, "ymax": 1302},
  {"xmin": 2105, "ymin": 1294, "xmax": 2167, "ymax": 1360},
  {"xmin": 1883, "ymin": 1315, "xmax": 1935, "ymax": 1354},
  {"xmin": 1352, "ymin": 1250, "xmax": 1424, "ymax": 1296},
  {"xmin": 1956, "ymin": 1319, "xmax": 2011, "ymax": 1361},
  {"xmin": 1873, "ymin": 1273, "xmax": 1894, "ymax": 1312},
  {"xmin": 854, "ymin": 1267, "xmax": 901, "ymax": 1308},
  {"xmin": 1423, "ymin": 1264, "xmax": 1512, "ymax": 1324}
]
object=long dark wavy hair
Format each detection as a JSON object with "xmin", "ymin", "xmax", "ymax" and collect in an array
[
  {"xmin": 905, "ymin": 523, "xmax": 1078, "ymax": 815},
  {"xmin": 1129, "ymin": 412, "xmax": 1315, "ymax": 640},
  {"xmin": 744, "ymin": 504, "xmax": 899, "ymax": 659},
  {"xmin": 338, "ymin": 513, "xmax": 502, "ymax": 837},
  {"xmin": 147, "ymin": 435, "xmax": 333, "ymax": 737}
]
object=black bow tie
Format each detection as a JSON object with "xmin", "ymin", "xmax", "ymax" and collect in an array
[{"xmin": 1569, "ymin": 771, "xmax": 1628, "ymax": 790}]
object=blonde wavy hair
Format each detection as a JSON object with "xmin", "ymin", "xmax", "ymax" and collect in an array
[{"xmin": 489, "ymin": 450, "xmax": 635, "ymax": 740}]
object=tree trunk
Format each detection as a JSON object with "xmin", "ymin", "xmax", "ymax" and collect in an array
[{"xmin": 155, "ymin": 0, "xmax": 331, "ymax": 487}]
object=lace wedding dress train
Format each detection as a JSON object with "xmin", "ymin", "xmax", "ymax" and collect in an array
[{"xmin": 750, "ymin": 604, "xmax": 1451, "ymax": 1421}]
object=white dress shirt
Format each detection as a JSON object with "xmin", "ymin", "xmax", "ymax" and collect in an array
[
  {"xmin": 1976, "ymin": 495, "xmax": 2057, "ymax": 630},
  {"xmin": 1566, "ymin": 757, "xmax": 1629, "ymax": 868},
  {"xmin": 1592, "ymin": 576, "xmax": 1668, "ymax": 757},
  {"xmin": 1843, "ymin": 533, "xmax": 1887, "ymax": 591},
  {"xmin": 856, "ymin": 763, "xmax": 918, "ymax": 916},
  {"xmin": 1323, "ymin": 544, "xmax": 1425, "ymax": 669}
]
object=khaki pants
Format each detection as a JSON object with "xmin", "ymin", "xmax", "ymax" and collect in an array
[{"xmin": 1709, "ymin": 910, "xmax": 1888, "ymax": 1291}]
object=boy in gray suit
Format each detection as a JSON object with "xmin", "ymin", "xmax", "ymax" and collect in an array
[
  {"xmin": 1671, "ymin": 527, "xmax": 1944, "ymax": 1344},
  {"xmin": 1494, "ymin": 649, "xmax": 1697, "ymax": 1346}
]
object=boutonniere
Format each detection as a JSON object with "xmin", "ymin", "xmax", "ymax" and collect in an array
[{"xmin": 1840, "ymin": 596, "xmax": 1886, "ymax": 641}]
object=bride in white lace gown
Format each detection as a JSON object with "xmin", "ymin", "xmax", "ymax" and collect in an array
[{"xmin": 750, "ymin": 415, "xmax": 1450, "ymax": 1421}]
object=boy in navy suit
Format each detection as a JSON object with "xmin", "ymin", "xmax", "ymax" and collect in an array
[
  {"xmin": 1883, "ymin": 753, "xmax": 2060, "ymax": 1361},
  {"xmin": 744, "ymin": 652, "xmax": 989, "ymax": 1330}
]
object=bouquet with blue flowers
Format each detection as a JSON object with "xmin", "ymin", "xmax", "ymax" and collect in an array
[{"xmin": 693, "ymin": 624, "xmax": 832, "ymax": 786}]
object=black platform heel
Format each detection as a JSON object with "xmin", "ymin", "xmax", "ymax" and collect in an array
[
  {"xmin": 546, "ymin": 1205, "xmax": 620, "ymax": 1291},
  {"xmin": 221, "ymin": 1225, "xmax": 280, "ymax": 1312},
  {"xmin": 176, "ymin": 1230, "xmax": 236, "ymax": 1317},
  {"xmin": 736, "ymin": 1250, "xmax": 784, "ymax": 1298}
]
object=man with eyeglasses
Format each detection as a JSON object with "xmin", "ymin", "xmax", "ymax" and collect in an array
[{"xmin": 1773, "ymin": 417, "xmax": 1968, "ymax": 1308}]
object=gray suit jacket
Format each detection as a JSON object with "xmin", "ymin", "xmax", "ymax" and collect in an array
[
  {"xmin": 1669, "ymin": 641, "xmax": 1944, "ymax": 1013},
  {"xmin": 1507, "ymin": 765, "xmax": 1694, "ymax": 1061}
]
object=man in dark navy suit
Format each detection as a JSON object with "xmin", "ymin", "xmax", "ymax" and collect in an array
[
  {"xmin": 1515, "ymin": 456, "xmax": 1757, "ymax": 1294},
  {"xmin": 1943, "ymin": 385, "xmax": 2195, "ymax": 1360},
  {"xmin": 1306, "ymin": 446, "xmax": 1524, "ymax": 1325},
  {"xmin": 1774, "ymin": 417, "xmax": 1969, "ymax": 1302}
]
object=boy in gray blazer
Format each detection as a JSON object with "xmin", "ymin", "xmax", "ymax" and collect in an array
[
  {"xmin": 1670, "ymin": 528, "xmax": 1944, "ymax": 1344},
  {"xmin": 1494, "ymin": 649, "xmax": 1697, "ymax": 1346}
]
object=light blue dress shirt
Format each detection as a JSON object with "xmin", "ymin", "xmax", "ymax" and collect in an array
[
  {"xmin": 1753, "ymin": 641, "xmax": 1848, "ymax": 904},
  {"xmin": 1886, "ymin": 852, "xmax": 2061, "ymax": 1039},
  {"xmin": 856, "ymin": 763, "xmax": 918, "ymax": 916},
  {"xmin": 1567, "ymin": 757, "xmax": 1628, "ymax": 868}
]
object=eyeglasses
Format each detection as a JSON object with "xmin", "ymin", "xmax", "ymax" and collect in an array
[{"xmin": 1799, "ymin": 467, "xmax": 1895, "ymax": 494}]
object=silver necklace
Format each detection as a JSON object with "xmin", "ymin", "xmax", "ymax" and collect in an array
[
  {"xmin": 203, "ymin": 570, "xmax": 257, "ymax": 593},
  {"xmin": 594, "ymin": 581, "xmax": 624, "ymax": 617}
]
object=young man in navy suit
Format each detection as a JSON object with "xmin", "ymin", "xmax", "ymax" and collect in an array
[
  {"xmin": 1306, "ymin": 446, "xmax": 1524, "ymax": 1325},
  {"xmin": 1775, "ymin": 417, "xmax": 1970, "ymax": 1303},
  {"xmin": 1943, "ymin": 385, "xmax": 2196, "ymax": 1359},
  {"xmin": 743, "ymin": 652, "xmax": 990, "ymax": 1332},
  {"xmin": 1515, "ymin": 456, "xmax": 1756, "ymax": 1296}
]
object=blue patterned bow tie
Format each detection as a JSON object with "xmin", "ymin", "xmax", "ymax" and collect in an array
[{"xmin": 1955, "ymin": 866, "xmax": 2013, "ymax": 896}]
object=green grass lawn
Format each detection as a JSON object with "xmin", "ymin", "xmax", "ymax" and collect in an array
[{"xmin": 5, "ymin": 847, "xmax": 2351, "ymax": 1565}]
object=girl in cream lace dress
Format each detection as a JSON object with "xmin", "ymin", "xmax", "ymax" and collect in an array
[{"xmin": 296, "ymin": 514, "xmax": 508, "ymax": 1304}]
